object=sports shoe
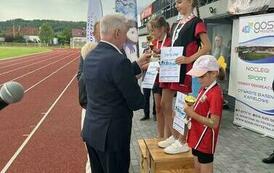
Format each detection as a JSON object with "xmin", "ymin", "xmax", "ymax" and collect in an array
[
  {"xmin": 262, "ymin": 152, "xmax": 274, "ymax": 164},
  {"xmin": 158, "ymin": 136, "xmax": 176, "ymax": 148},
  {"xmin": 164, "ymin": 140, "xmax": 190, "ymax": 154}
]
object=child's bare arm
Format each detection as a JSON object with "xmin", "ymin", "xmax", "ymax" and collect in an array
[{"xmin": 184, "ymin": 104, "xmax": 220, "ymax": 129}]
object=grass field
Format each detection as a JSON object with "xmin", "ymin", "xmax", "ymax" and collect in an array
[
  {"xmin": 239, "ymin": 52, "xmax": 273, "ymax": 61},
  {"xmin": 0, "ymin": 47, "xmax": 51, "ymax": 60}
]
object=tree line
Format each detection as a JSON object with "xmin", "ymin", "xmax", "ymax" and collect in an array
[{"xmin": 0, "ymin": 18, "xmax": 86, "ymax": 45}]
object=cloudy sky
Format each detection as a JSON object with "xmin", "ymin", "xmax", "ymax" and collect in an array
[{"xmin": 0, "ymin": 0, "xmax": 153, "ymax": 22}]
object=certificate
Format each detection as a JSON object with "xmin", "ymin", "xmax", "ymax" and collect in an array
[
  {"xmin": 159, "ymin": 47, "xmax": 184, "ymax": 82},
  {"xmin": 173, "ymin": 91, "xmax": 187, "ymax": 135},
  {"xmin": 142, "ymin": 62, "xmax": 159, "ymax": 89}
]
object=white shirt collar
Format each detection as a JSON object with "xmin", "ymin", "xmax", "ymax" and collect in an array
[{"xmin": 100, "ymin": 40, "xmax": 123, "ymax": 55}]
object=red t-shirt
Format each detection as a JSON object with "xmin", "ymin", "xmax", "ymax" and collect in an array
[
  {"xmin": 151, "ymin": 36, "xmax": 171, "ymax": 84},
  {"xmin": 187, "ymin": 84, "xmax": 223, "ymax": 154}
]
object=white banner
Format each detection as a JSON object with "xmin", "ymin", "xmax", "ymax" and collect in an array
[
  {"xmin": 86, "ymin": 0, "xmax": 103, "ymax": 42},
  {"xmin": 115, "ymin": 0, "xmax": 138, "ymax": 62},
  {"xmin": 239, "ymin": 13, "xmax": 274, "ymax": 47},
  {"xmin": 234, "ymin": 13, "xmax": 274, "ymax": 138},
  {"xmin": 159, "ymin": 47, "xmax": 183, "ymax": 82}
]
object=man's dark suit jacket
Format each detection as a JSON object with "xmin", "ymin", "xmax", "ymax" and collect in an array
[{"xmin": 82, "ymin": 41, "xmax": 144, "ymax": 152}]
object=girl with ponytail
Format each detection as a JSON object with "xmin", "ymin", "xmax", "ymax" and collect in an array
[{"xmin": 158, "ymin": 0, "xmax": 212, "ymax": 161}]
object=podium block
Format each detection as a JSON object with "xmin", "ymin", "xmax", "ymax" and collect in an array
[
  {"xmin": 144, "ymin": 138, "xmax": 194, "ymax": 173},
  {"xmin": 138, "ymin": 139, "xmax": 148, "ymax": 173}
]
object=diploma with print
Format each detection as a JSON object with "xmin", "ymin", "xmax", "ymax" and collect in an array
[
  {"xmin": 159, "ymin": 47, "xmax": 184, "ymax": 82},
  {"xmin": 173, "ymin": 91, "xmax": 187, "ymax": 135},
  {"xmin": 142, "ymin": 62, "xmax": 160, "ymax": 89}
]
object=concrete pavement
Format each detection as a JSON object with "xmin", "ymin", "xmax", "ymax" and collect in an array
[{"xmin": 129, "ymin": 108, "xmax": 274, "ymax": 173}]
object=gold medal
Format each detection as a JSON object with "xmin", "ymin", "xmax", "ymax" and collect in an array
[{"xmin": 184, "ymin": 95, "xmax": 196, "ymax": 106}]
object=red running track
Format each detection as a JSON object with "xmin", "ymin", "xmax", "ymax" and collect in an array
[{"xmin": 0, "ymin": 49, "xmax": 86, "ymax": 173}]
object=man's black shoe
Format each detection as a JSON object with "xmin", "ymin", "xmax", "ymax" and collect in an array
[
  {"xmin": 262, "ymin": 152, "xmax": 274, "ymax": 164},
  {"xmin": 223, "ymin": 104, "xmax": 229, "ymax": 110},
  {"xmin": 223, "ymin": 100, "xmax": 229, "ymax": 110},
  {"xmin": 140, "ymin": 116, "xmax": 150, "ymax": 121}
]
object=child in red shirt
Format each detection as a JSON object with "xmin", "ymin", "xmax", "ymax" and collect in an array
[
  {"xmin": 184, "ymin": 55, "xmax": 224, "ymax": 173},
  {"xmin": 149, "ymin": 15, "xmax": 172, "ymax": 138},
  {"xmin": 158, "ymin": 0, "xmax": 211, "ymax": 155}
]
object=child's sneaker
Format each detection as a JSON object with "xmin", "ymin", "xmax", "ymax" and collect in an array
[
  {"xmin": 164, "ymin": 140, "xmax": 189, "ymax": 154},
  {"xmin": 158, "ymin": 135, "xmax": 176, "ymax": 148}
]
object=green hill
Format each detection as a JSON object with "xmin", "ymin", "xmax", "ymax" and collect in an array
[{"xmin": 0, "ymin": 18, "xmax": 86, "ymax": 36}]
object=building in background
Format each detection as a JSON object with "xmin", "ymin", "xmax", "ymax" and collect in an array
[
  {"xmin": 5, "ymin": 26, "xmax": 40, "ymax": 43},
  {"xmin": 70, "ymin": 28, "xmax": 86, "ymax": 48}
]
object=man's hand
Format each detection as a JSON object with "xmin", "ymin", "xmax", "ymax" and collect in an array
[
  {"xmin": 137, "ymin": 52, "xmax": 152, "ymax": 70},
  {"xmin": 152, "ymin": 47, "xmax": 161, "ymax": 54},
  {"xmin": 141, "ymin": 63, "xmax": 149, "ymax": 70}
]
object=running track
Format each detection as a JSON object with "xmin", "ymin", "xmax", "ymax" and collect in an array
[{"xmin": 0, "ymin": 49, "xmax": 86, "ymax": 173}]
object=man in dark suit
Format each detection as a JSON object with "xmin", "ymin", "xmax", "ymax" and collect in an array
[{"xmin": 82, "ymin": 14, "xmax": 151, "ymax": 173}]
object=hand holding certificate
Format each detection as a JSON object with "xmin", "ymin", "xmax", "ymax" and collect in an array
[
  {"xmin": 150, "ymin": 53, "xmax": 161, "ymax": 62},
  {"xmin": 159, "ymin": 47, "xmax": 184, "ymax": 82},
  {"xmin": 142, "ymin": 62, "xmax": 160, "ymax": 89}
]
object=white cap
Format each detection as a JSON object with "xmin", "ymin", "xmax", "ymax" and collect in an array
[{"xmin": 187, "ymin": 55, "xmax": 219, "ymax": 77}]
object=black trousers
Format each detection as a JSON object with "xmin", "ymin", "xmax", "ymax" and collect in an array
[
  {"xmin": 86, "ymin": 144, "xmax": 130, "ymax": 173},
  {"xmin": 143, "ymin": 88, "xmax": 151, "ymax": 117}
]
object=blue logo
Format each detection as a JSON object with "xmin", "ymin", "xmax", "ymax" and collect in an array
[
  {"xmin": 242, "ymin": 21, "xmax": 274, "ymax": 34},
  {"xmin": 242, "ymin": 22, "xmax": 254, "ymax": 33}
]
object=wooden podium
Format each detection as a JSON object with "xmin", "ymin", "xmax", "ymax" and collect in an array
[
  {"xmin": 138, "ymin": 139, "xmax": 149, "ymax": 173},
  {"xmin": 138, "ymin": 138, "xmax": 194, "ymax": 173}
]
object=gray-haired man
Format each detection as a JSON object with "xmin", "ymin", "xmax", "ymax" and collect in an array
[{"xmin": 82, "ymin": 14, "xmax": 151, "ymax": 173}]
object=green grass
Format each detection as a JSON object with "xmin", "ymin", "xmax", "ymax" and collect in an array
[
  {"xmin": 0, "ymin": 47, "xmax": 52, "ymax": 60},
  {"xmin": 239, "ymin": 52, "xmax": 273, "ymax": 61}
]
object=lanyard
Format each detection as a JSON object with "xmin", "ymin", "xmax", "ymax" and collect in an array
[
  {"xmin": 156, "ymin": 34, "xmax": 167, "ymax": 49},
  {"xmin": 152, "ymin": 34, "xmax": 166, "ymax": 64},
  {"xmin": 172, "ymin": 14, "xmax": 194, "ymax": 46},
  {"xmin": 193, "ymin": 80, "xmax": 217, "ymax": 110}
]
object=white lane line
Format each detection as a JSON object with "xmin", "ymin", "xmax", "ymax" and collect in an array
[
  {"xmin": 0, "ymin": 54, "xmax": 64, "ymax": 76},
  {"xmin": 0, "ymin": 53, "xmax": 79, "ymax": 85},
  {"xmin": 0, "ymin": 74, "xmax": 76, "ymax": 173},
  {"xmin": 24, "ymin": 57, "xmax": 78, "ymax": 93}
]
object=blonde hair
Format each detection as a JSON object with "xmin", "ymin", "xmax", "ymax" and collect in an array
[
  {"xmin": 81, "ymin": 42, "xmax": 97, "ymax": 59},
  {"xmin": 94, "ymin": 21, "xmax": 100, "ymax": 30}
]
